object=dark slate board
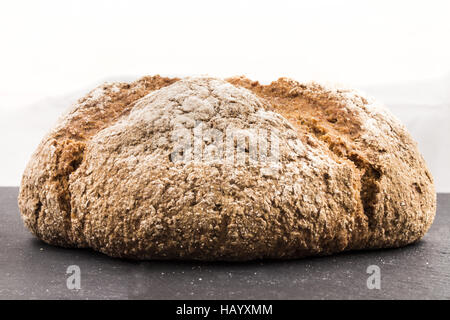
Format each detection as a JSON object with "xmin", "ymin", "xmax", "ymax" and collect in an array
[{"xmin": 1, "ymin": 187, "xmax": 449, "ymax": 299}]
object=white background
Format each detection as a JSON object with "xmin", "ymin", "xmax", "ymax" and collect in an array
[{"xmin": 0, "ymin": 0, "xmax": 449, "ymax": 190}]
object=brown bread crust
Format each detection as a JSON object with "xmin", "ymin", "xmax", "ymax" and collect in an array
[{"xmin": 18, "ymin": 76, "xmax": 436, "ymax": 260}]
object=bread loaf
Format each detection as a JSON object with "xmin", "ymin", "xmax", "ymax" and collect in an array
[{"xmin": 18, "ymin": 76, "xmax": 436, "ymax": 260}]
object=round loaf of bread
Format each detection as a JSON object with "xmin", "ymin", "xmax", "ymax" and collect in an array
[{"xmin": 18, "ymin": 76, "xmax": 436, "ymax": 260}]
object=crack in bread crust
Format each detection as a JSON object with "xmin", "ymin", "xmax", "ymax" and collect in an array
[
  {"xmin": 19, "ymin": 76, "xmax": 177, "ymax": 246},
  {"xmin": 228, "ymin": 76, "xmax": 435, "ymax": 248}
]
